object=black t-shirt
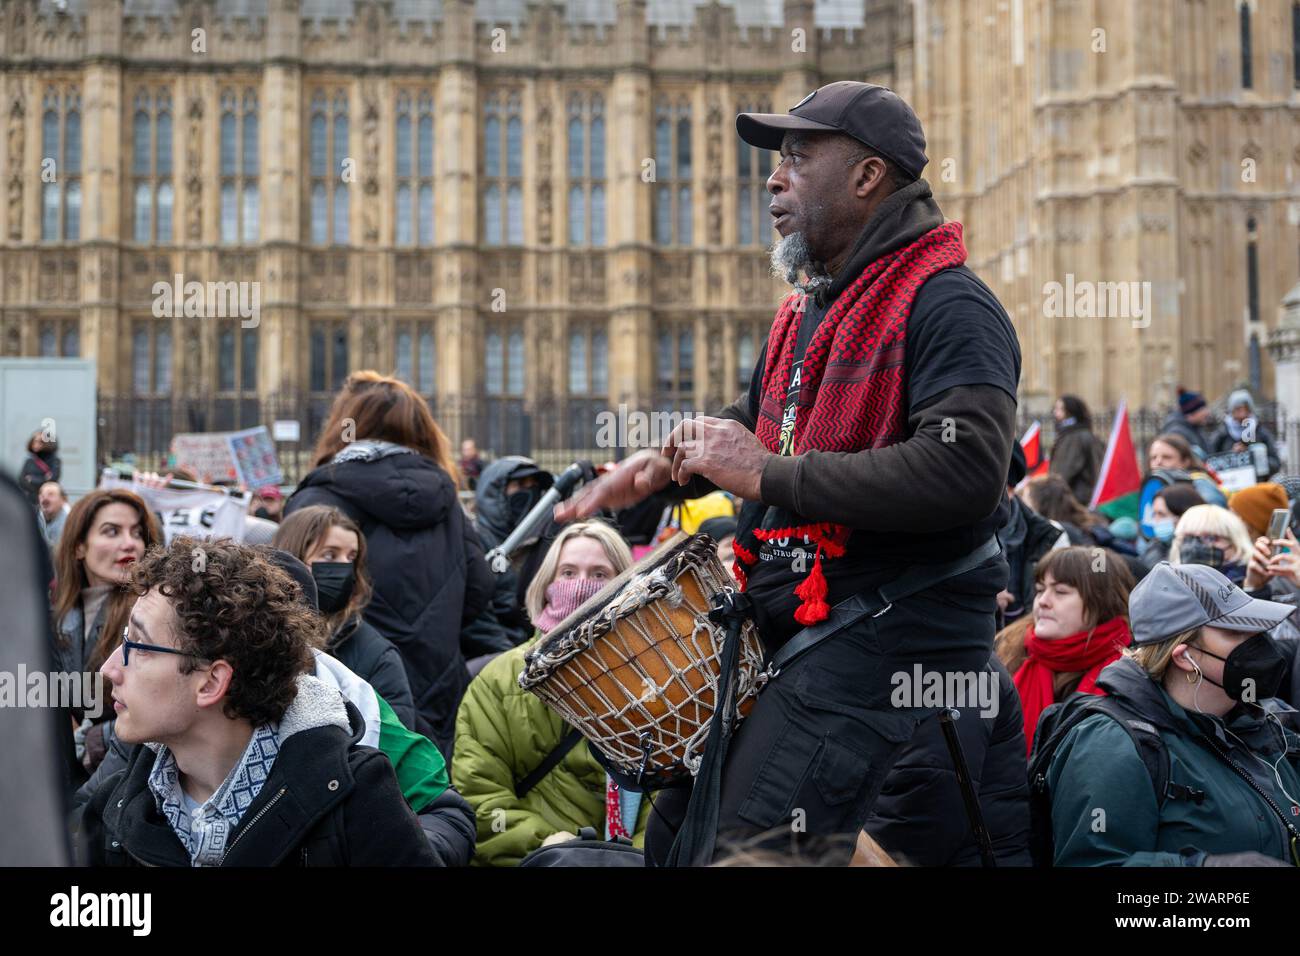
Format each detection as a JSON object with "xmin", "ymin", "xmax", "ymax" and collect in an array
[{"xmin": 742, "ymin": 265, "xmax": 1021, "ymax": 641}]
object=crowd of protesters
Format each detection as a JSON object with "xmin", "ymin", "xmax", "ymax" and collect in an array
[{"xmin": 7, "ymin": 376, "xmax": 1299, "ymax": 868}]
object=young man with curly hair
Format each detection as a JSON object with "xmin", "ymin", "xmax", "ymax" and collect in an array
[{"xmin": 79, "ymin": 536, "xmax": 437, "ymax": 866}]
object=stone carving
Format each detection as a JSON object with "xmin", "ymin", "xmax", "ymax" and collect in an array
[
  {"xmin": 185, "ymin": 94, "xmax": 203, "ymax": 240},
  {"xmin": 705, "ymin": 99, "xmax": 723, "ymax": 245},
  {"xmin": 362, "ymin": 83, "xmax": 380, "ymax": 242},
  {"xmin": 8, "ymin": 91, "xmax": 24, "ymax": 240},
  {"xmin": 536, "ymin": 89, "xmax": 553, "ymax": 245}
]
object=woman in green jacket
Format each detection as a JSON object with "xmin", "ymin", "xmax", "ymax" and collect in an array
[
  {"xmin": 1046, "ymin": 560, "xmax": 1300, "ymax": 866},
  {"xmin": 453, "ymin": 520, "xmax": 651, "ymax": 865}
]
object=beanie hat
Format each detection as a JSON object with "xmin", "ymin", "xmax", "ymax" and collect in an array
[
  {"xmin": 1177, "ymin": 387, "xmax": 1207, "ymax": 415},
  {"xmin": 1108, "ymin": 516, "xmax": 1139, "ymax": 542},
  {"xmin": 1228, "ymin": 482, "xmax": 1289, "ymax": 540}
]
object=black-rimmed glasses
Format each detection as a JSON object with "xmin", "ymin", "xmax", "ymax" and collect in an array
[{"xmin": 119, "ymin": 625, "xmax": 205, "ymax": 667}]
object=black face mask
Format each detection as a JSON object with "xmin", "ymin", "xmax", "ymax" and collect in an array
[
  {"xmin": 507, "ymin": 488, "xmax": 540, "ymax": 526},
  {"xmin": 1179, "ymin": 538, "xmax": 1227, "ymax": 570},
  {"xmin": 254, "ymin": 507, "xmax": 272, "ymax": 520},
  {"xmin": 1193, "ymin": 633, "xmax": 1288, "ymax": 703},
  {"xmin": 311, "ymin": 562, "xmax": 356, "ymax": 615}
]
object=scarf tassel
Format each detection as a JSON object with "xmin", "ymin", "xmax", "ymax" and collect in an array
[{"xmin": 792, "ymin": 543, "xmax": 831, "ymax": 626}]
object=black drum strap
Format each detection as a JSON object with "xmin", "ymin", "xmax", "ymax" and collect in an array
[
  {"xmin": 515, "ymin": 727, "xmax": 585, "ymax": 799},
  {"xmin": 663, "ymin": 590, "xmax": 751, "ymax": 867}
]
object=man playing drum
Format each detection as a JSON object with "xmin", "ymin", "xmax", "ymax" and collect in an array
[{"xmin": 557, "ymin": 82, "xmax": 1021, "ymax": 865}]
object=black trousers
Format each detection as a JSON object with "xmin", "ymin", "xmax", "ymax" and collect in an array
[{"xmin": 645, "ymin": 573, "xmax": 999, "ymax": 865}]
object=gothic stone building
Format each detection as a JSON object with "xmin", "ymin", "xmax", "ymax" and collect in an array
[{"xmin": 3, "ymin": 0, "xmax": 1300, "ymax": 469}]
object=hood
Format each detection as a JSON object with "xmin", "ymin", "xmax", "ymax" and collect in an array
[
  {"xmin": 1094, "ymin": 657, "xmax": 1182, "ymax": 732},
  {"xmin": 1227, "ymin": 389, "xmax": 1255, "ymax": 414},
  {"xmin": 812, "ymin": 177, "xmax": 946, "ymax": 310},
  {"xmin": 278, "ymin": 672, "xmax": 354, "ymax": 743},
  {"xmin": 294, "ymin": 449, "xmax": 456, "ymax": 530},
  {"xmin": 475, "ymin": 455, "xmax": 547, "ymax": 546}
]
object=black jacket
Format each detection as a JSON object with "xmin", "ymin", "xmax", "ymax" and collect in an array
[
  {"xmin": 1209, "ymin": 422, "xmax": 1282, "ymax": 479},
  {"xmin": 80, "ymin": 699, "xmax": 438, "ymax": 866},
  {"xmin": 1049, "ymin": 422, "xmax": 1104, "ymax": 506},
  {"xmin": 1000, "ymin": 498, "xmax": 1064, "ymax": 623},
  {"xmin": 18, "ymin": 449, "xmax": 59, "ymax": 505},
  {"xmin": 864, "ymin": 656, "xmax": 1032, "ymax": 866},
  {"xmin": 287, "ymin": 444, "xmax": 493, "ymax": 756},
  {"xmin": 331, "ymin": 615, "xmax": 416, "ymax": 732}
]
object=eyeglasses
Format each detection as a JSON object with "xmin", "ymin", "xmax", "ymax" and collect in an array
[{"xmin": 119, "ymin": 625, "xmax": 205, "ymax": 667}]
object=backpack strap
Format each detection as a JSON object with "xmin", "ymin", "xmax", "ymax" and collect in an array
[
  {"xmin": 514, "ymin": 727, "xmax": 584, "ymax": 799},
  {"xmin": 1031, "ymin": 695, "xmax": 1170, "ymax": 807}
]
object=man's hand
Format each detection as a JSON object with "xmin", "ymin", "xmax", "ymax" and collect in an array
[
  {"xmin": 662, "ymin": 416, "xmax": 770, "ymax": 502},
  {"xmin": 554, "ymin": 449, "xmax": 673, "ymax": 523}
]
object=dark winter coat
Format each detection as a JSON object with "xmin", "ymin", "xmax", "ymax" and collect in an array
[
  {"xmin": 1159, "ymin": 411, "xmax": 1212, "ymax": 462},
  {"xmin": 1049, "ymin": 422, "xmax": 1104, "ymax": 506},
  {"xmin": 80, "ymin": 693, "xmax": 438, "ymax": 866},
  {"xmin": 286, "ymin": 442, "xmax": 493, "ymax": 757},
  {"xmin": 18, "ymin": 449, "xmax": 59, "ymax": 505},
  {"xmin": 1209, "ymin": 422, "xmax": 1282, "ymax": 479},
  {"xmin": 999, "ymin": 497, "xmax": 1067, "ymax": 623},
  {"xmin": 865, "ymin": 656, "xmax": 1032, "ymax": 865},
  {"xmin": 1046, "ymin": 656, "xmax": 1300, "ymax": 866}
]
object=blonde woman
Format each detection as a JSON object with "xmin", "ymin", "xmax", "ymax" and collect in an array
[
  {"xmin": 1042, "ymin": 562, "xmax": 1300, "ymax": 866},
  {"xmin": 1169, "ymin": 504, "xmax": 1254, "ymax": 586},
  {"xmin": 453, "ymin": 520, "xmax": 653, "ymax": 865}
]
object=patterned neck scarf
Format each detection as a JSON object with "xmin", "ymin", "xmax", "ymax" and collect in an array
[
  {"xmin": 148, "ymin": 723, "xmax": 281, "ymax": 867},
  {"xmin": 733, "ymin": 221, "xmax": 968, "ymax": 624}
]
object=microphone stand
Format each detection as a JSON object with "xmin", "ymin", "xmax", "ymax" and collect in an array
[{"xmin": 486, "ymin": 460, "xmax": 594, "ymax": 575}]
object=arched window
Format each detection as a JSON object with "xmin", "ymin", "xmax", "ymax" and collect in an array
[
  {"xmin": 567, "ymin": 93, "xmax": 606, "ymax": 247},
  {"xmin": 220, "ymin": 89, "xmax": 259, "ymax": 244},
  {"xmin": 653, "ymin": 100, "xmax": 693, "ymax": 246},
  {"xmin": 483, "ymin": 93, "xmax": 524, "ymax": 245},
  {"xmin": 310, "ymin": 89, "xmax": 350, "ymax": 245},
  {"xmin": 40, "ymin": 89, "xmax": 82, "ymax": 241},
  {"xmin": 394, "ymin": 89, "xmax": 433, "ymax": 246}
]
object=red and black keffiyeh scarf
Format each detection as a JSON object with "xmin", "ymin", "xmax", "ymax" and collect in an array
[{"xmin": 733, "ymin": 221, "xmax": 968, "ymax": 625}]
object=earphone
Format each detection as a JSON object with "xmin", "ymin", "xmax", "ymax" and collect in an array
[{"xmin": 1183, "ymin": 648, "xmax": 1300, "ymax": 811}]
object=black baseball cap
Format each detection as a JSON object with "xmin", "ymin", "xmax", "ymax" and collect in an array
[{"xmin": 736, "ymin": 81, "xmax": 928, "ymax": 182}]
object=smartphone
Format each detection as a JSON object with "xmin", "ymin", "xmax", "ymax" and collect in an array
[{"xmin": 1267, "ymin": 508, "xmax": 1291, "ymax": 555}]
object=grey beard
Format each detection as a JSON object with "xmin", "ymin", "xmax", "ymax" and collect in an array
[{"xmin": 769, "ymin": 232, "xmax": 833, "ymax": 296}]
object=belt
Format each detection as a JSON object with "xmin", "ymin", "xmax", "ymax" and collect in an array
[{"xmin": 763, "ymin": 535, "xmax": 1003, "ymax": 680}]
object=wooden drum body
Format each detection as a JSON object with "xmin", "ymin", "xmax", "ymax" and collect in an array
[{"xmin": 519, "ymin": 533, "xmax": 766, "ymax": 787}]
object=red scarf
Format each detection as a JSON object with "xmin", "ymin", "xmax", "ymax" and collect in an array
[
  {"xmin": 734, "ymin": 221, "xmax": 968, "ymax": 624},
  {"xmin": 1014, "ymin": 616, "xmax": 1132, "ymax": 754}
]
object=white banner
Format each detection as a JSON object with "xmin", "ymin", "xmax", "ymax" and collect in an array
[{"xmin": 100, "ymin": 475, "xmax": 248, "ymax": 545}]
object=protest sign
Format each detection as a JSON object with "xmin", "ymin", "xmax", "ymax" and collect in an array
[
  {"xmin": 227, "ymin": 426, "xmax": 282, "ymax": 488},
  {"xmin": 101, "ymin": 473, "xmax": 248, "ymax": 545},
  {"xmin": 171, "ymin": 432, "xmax": 238, "ymax": 484}
]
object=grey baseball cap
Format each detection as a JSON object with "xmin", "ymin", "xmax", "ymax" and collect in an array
[{"xmin": 1129, "ymin": 561, "xmax": 1295, "ymax": 645}]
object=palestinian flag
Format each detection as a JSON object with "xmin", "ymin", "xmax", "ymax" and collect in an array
[
  {"xmin": 314, "ymin": 650, "xmax": 449, "ymax": 812},
  {"xmin": 1018, "ymin": 421, "xmax": 1050, "ymax": 489},
  {"xmin": 1089, "ymin": 398, "xmax": 1142, "ymax": 521}
]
